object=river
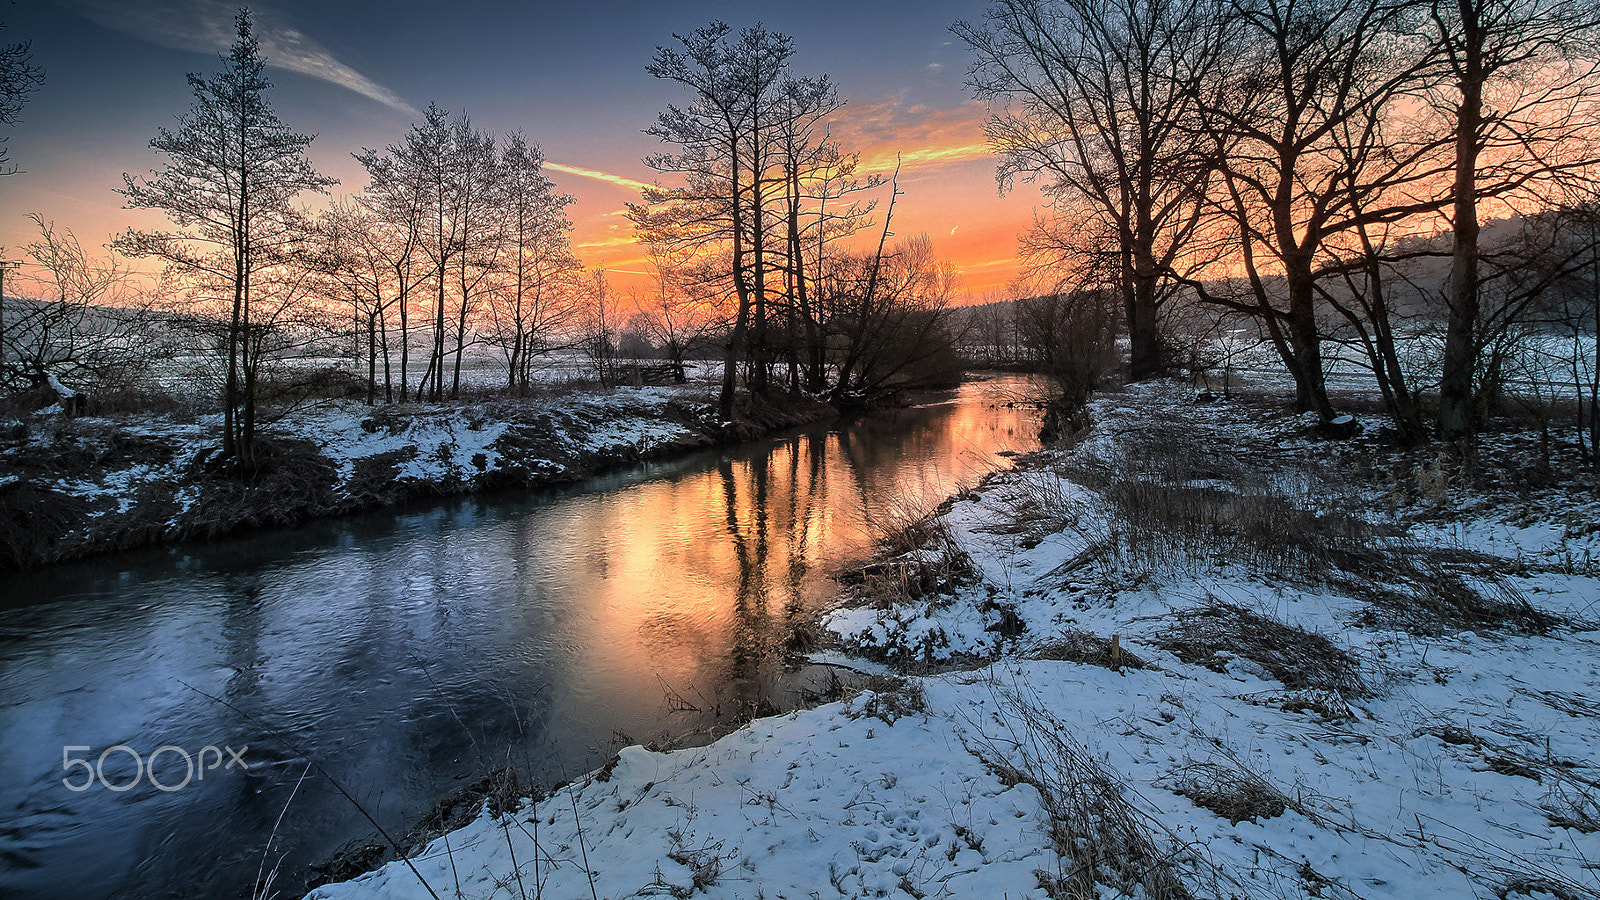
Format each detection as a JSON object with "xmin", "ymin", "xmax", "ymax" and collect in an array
[{"xmin": 0, "ymin": 376, "xmax": 1040, "ymax": 900}]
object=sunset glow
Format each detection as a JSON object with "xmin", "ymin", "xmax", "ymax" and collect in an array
[{"xmin": 0, "ymin": 1, "xmax": 1045, "ymax": 303}]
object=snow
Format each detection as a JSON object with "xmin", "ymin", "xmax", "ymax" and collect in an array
[
  {"xmin": 0, "ymin": 384, "xmax": 721, "ymax": 560},
  {"xmin": 44, "ymin": 372, "xmax": 76, "ymax": 400},
  {"xmin": 308, "ymin": 382, "xmax": 1600, "ymax": 900}
]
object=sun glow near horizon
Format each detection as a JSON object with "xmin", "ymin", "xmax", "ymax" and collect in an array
[{"xmin": 552, "ymin": 103, "xmax": 1038, "ymax": 302}]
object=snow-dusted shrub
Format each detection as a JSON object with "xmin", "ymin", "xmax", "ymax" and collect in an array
[
  {"xmin": 845, "ymin": 675, "xmax": 926, "ymax": 724},
  {"xmin": 1164, "ymin": 759, "xmax": 1290, "ymax": 824},
  {"xmin": 1028, "ymin": 629, "xmax": 1145, "ymax": 671}
]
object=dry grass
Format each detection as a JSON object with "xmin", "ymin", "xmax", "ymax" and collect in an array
[
  {"xmin": 1157, "ymin": 601, "xmax": 1371, "ymax": 698},
  {"xmin": 853, "ymin": 488, "xmax": 976, "ymax": 609},
  {"xmin": 0, "ymin": 481, "xmax": 89, "ymax": 569},
  {"xmin": 1039, "ymin": 411, "xmax": 1571, "ymax": 636},
  {"xmin": 1543, "ymin": 785, "xmax": 1600, "ymax": 834},
  {"xmin": 1339, "ymin": 546, "xmax": 1565, "ymax": 635},
  {"xmin": 962, "ymin": 680, "xmax": 1215, "ymax": 900},
  {"xmin": 981, "ymin": 471, "xmax": 1089, "ymax": 549},
  {"xmin": 1164, "ymin": 760, "xmax": 1291, "ymax": 825},
  {"xmin": 1029, "ymin": 629, "xmax": 1145, "ymax": 671},
  {"xmin": 180, "ymin": 435, "xmax": 340, "ymax": 539}
]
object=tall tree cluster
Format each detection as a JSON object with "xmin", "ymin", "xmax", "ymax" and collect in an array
[
  {"xmin": 959, "ymin": 0, "xmax": 1600, "ymax": 441},
  {"xmin": 632, "ymin": 22, "xmax": 956, "ymax": 420},
  {"xmin": 345, "ymin": 106, "xmax": 581, "ymax": 402},
  {"xmin": 99, "ymin": 11, "xmax": 582, "ymax": 465}
]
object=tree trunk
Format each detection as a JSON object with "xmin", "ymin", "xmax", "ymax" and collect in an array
[
  {"xmin": 1271, "ymin": 256, "xmax": 1337, "ymax": 423},
  {"xmin": 1126, "ymin": 273, "xmax": 1161, "ymax": 381},
  {"xmin": 367, "ymin": 309, "xmax": 378, "ymax": 405},
  {"xmin": 1439, "ymin": 9, "xmax": 1485, "ymax": 441},
  {"xmin": 398, "ymin": 283, "xmax": 410, "ymax": 402}
]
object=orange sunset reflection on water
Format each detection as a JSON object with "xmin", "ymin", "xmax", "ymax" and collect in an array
[{"xmin": 491, "ymin": 377, "xmax": 1044, "ymax": 745}]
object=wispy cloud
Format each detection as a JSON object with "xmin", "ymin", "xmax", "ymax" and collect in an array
[
  {"xmin": 835, "ymin": 97, "xmax": 995, "ymax": 175},
  {"xmin": 545, "ymin": 162, "xmax": 654, "ymax": 194},
  {"xmin": 59, "ymin": 0, "xmax": 418, "ymax": 117},
  {"xmin": 862, "ymin": 142, "xmax": 992, "ymax": 174},
  {"xmin": 574, "ymin": 231, "xmax": 643, "ymax": 252}
]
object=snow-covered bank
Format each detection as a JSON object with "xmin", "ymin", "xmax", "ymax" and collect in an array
[
  {"xmin": 310, "ymin": 382, "xmax": 1600, "ymax": 900},
  {"xmin": 0, "ymin": 385, "xmax": 836, "ymax": 570}
]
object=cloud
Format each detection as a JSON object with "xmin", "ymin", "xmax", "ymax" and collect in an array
[
  {"xmin": 545, "ymin": 162, "xmax": 654, "ymax": 194},
  {"xmin": 862, "ymin": 142, "xmax": 992, "ymax": 174},
  {"xmin": 834, "ymin": 97, "xmax": 995, "ymax": 175},
  {"xmin": 58, "ymin": 0, "xmax": 418, "ymax": 117},
  {"xmin": 574, "ymin": 231, "xmax": 643, "ymax": 252}
]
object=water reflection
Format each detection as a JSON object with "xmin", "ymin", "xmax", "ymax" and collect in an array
[{"xmin": 0, "ymin": 377, "xmax": 1039, "ymax": 900}]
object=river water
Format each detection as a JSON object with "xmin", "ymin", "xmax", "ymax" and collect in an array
[{"xmin": 0, "ymin": 377, "xmax": 1040, "ymax": 900}]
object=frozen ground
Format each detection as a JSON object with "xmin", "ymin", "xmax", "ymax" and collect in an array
[
  {"xmin": 308, "ymin": 382, "xmax": 1600, "ymax": 900},
  {"xmin": 1, "ymin": 384, "xmax": 721, "ymax": 567}
]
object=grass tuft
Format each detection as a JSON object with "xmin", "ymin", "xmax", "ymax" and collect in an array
[
  {"xmin": 1029, "ymin": 629, "xmax": 1145, "ymax": 670},
  {"xmin": 1157, "ymin": 601, "xmax": 1370, "ymax": 698}
]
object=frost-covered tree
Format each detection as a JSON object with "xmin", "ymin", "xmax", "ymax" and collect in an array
[{"xmin": 118, "ymin": 10, "xmax": 334, "ymax": 465}]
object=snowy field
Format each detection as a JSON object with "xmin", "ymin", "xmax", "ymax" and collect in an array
[
  {"xmin": 1203, "ymin": 329, "xmax": 1599, "ymax": 400},
  {"xmin": 310, "ymin": 382, "xmax": 1600, "ymax": 900}
]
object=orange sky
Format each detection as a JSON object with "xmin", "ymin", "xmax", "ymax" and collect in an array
[
  {"xmin": 1, "ymin": 97, "xmax": 1044, "ymax": 306},
  {"xmin": 546, "ymin": 99, "xmax": 1042, "ymax": 303}
]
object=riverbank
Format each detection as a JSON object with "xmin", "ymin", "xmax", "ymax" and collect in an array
[
  {"xmin": 310, "ymin": 381, "xmax": 1600, "ymax": 900},
  {"xmin": 0, "ymin": 384, "xmax": 837, "ymax": 571}
]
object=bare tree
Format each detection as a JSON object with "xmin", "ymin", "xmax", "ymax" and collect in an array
[
  {"xmin": 631, "ymin": 240, "xmax": 719, "ymax": 384},
  {"xmin": 3, "ymin": 217, "xmax": 167, "ymax": 399},
  {"xmin": 444, "ymin": 115, "xmax": 501, "ymax": 399},
  {"xmin": 485, "ymin": 132, "xmax": 581, "ymax": 393},
  {"xmin": 1428, "ymin": 0, "xmax": 1600, "ymax": 439},
  {"xmin": 580, "ymin": 270, "xmax": 619, "ymax": 387},
  {"xmin": 1016, "ymin": 288, "xmax": 1120, "ymax": 437},
  {"xmin": 365, "ymin": 104, "xmax": 490, "ymax": 402},
  {"xmin": 310, "ymin": 200, "xmax": 397, "ymax": 403},
  {"xmin": 117, "ymin": 10, "xmax": 334, "ymax": 465},
  {"xmin": 1554, "ymin": 198, "xmax": 1600, "ymax": 462},
  {"xmin": 0, "ymin": 18, "xmax": 43, "ymax": 175},
  {"xmin": 818, "ymin": 179, "xmax": 961, "ymax": 406},
  {"xmin": 957, "ymin": 0, "xmax": 1227, "ymax": 381},
  {"xmin": 634, "ymin": 21, "xmax": 797, "ymax": 421},
  {"xmin": 1190, "ymin": 0, "xmax": 1447, "ymax": 425},
  {"xmin": 353, "ymin": 140, "xmax": 429, "ymax": 401}
]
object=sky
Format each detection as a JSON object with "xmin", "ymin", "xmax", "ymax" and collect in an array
[{"xmin": 0, "ymin": 0, "xmax": 1048, "ymax": 300}]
